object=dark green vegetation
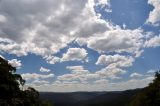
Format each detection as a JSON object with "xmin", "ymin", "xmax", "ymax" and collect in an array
[
  {"xmin": 130, "ymin": 71, "xmax": 160, "ymax": 106},
  {"xmin": 0, "ymin": 57, "xmax": 53, "ymax": 106}
]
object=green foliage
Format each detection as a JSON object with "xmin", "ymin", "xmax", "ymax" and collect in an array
[
  {"xmin": 0, "ymin": 57, "xmax": 20, "ymax": 101},
  {"xmin": 130, "ymin": 71, "xmax": 160, "ymax": 106},
  {"xmin": 0, "ymin": 57, "xmax": 53, "ymax": 106}
]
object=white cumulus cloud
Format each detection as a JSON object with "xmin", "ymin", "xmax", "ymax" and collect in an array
[
  {"xmin": 61, "ymin": 48, "xmax": 88, "ymax": 62},
  {"xmin": 8, "ymin": 59, "xmax": 22, "ymax": 69},
  {"xmin": 0, "ymin": 0, "xmax": 112, "ymax": 57},
  {"xmin": 22, "ymin": 73, "xmax": 54, "ymax": 80},
  {"xmin": 86, "ymin": 29, "xmax": 144, "ymax": 56},
  {"xmin": 145, "ymin": 35, "xmax": 160, "ymax": 47},
  {"xmin": 40, "ymin": 67, "xmax": 51, "ymax": 72},
  {"xmin": 146, "ymin": 0, "xmax": 160, "ymax": 26},
  {"xmin": 96, "ymin": 54, "xmax": 134, "ymax": 68}
]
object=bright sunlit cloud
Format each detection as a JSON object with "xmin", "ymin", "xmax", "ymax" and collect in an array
[{"xmin": 0, "ymin": 0, "xmax": 160, "ymax": 92}]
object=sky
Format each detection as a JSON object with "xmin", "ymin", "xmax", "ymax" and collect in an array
[{"xmin": 0, "ymin": 0, "xmax": 160, "ymax": 92}]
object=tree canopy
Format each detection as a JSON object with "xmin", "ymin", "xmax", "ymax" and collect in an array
[
  {"xmin": 0, "ymin": 57, "xmax": 53, "ymax": 106},
  {"xmin": 130, "ymin": 71, "xmax": 160, "ymax": 106}
]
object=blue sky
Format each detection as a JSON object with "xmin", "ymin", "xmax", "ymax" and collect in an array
[{"xmin": 0, "ymin": 0, "xmax": 160, "ymax": 92}]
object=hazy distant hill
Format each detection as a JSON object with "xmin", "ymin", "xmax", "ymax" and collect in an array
[
  {"xmin": 80, "ymin": 89, "xmax": 142, "ymax": 106},
  {"xmin": 40, "ymin": 89, "xmax": 142, "ymax": 106}
]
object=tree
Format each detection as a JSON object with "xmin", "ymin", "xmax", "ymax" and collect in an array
[
  {"xmin": 130, "ymin": 71, "xmax": 160, "ymax": 106},
  {"xmin": 0, "ymin": 57, "xmax": 20, "ymax": 102},
  {"xmin": 0, "ymin": 57, "xmax": 52, "ymax": 106}
]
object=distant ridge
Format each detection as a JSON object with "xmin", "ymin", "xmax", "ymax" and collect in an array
[{"xmin": 40, "ymin": 89, "xmax": 142, "ymax": 106}]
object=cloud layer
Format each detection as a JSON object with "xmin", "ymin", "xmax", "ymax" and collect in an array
[
  {"xmin": 0, "ymin": 0, "xmax": 160, "ymax": 91},
  {"xmin": 147, "ymin": 0, "xmax": 160, "ymax": 26},
  {"xmin": 0, "ymin": 0, "xmax": 111, "ymax": 57}
]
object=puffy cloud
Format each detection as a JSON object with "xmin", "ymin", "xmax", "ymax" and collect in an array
[
  {"xmin": 66, "ymin": 66, "xmax": 89, "ymax": 74},
  {"xmin": 130, "ymin": 73, "xmax": 143, "ymax": 78},
  {"xmin": 0, "ymin": 38, "xmax": 27, "ymax": 56},
  {"xmin": 75, "ymin": 26, "xmax": 145, "ymax": 55},
  {"xmin": 95, "ymin": 54, "xmax": 134, "ymax": 79},
  {"xmin": 44, "ymin": 48, "xmax": 88, "ymax": 64},
  {"xmin": 74, "ymin": 17, "xmax": 109, "ymax": 38},
  {"xmin": 145, "ymin": 35, "xmax": 160, "ymax": 47},
  {"xmin": 44, "ymin": 56, "xmax": 60, "ymax": 64},
  {"xmin": 40, "ymin": 67, "xmax": 51, "ymax": 72},
  {"xmin": 58, "ymin": 64, "xmax": 126, "ymax": 82},
  {"xmin": 146, "ymin": 0, "xmax": 160, "ymax": 26},
  {"xmin": 0, "ymin": 0, "xmax": 112, "ymax": 57},
  {"xmin": 22, "ymin": 73, "xmax": 54, "ymax": 80},
  {"xmin": 95, "ymin": 67, "xmax": 126, "ymax": 79},
  {"xmin": 61, "ymin": 48, "xmax": 88, "ymax": 62},
  {"xmin": 8, "ymin": 59, "xmax": 22, "ymax": 69},
  {"xmin": 86, "ymin": 29, "xmax": 144, "ymax": 56},
  {"xmin": 96, "ymin": 54, "xmax": 134, "ymax": 68},
  {"xmin": 57, "ymin": 65, "xmax": 99, "ymax": 81}
]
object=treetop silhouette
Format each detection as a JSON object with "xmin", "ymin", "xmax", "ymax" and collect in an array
[{"xmin": 0, "ymin": 57, "xmax": 53, "ymax": 106}]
